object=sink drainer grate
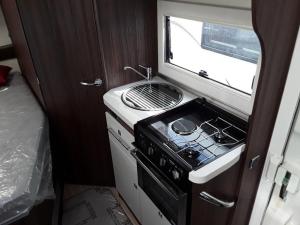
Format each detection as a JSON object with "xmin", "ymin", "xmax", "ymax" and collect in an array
[{"xmin": 122, "ymin": 83, "xmax": 183, "ymax": 111}]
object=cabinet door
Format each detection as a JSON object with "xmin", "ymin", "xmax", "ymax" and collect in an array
[
  {"xmin": 191, "ymin": 193, "xmax": 234, "ymax": 225},
  {"xmin": 108, "ymin": 133, "xmax": 140, "ymax": 221},
  {"xmin": 190, "ymin": 160, "xmax": 242, "ymax": 225},
  {"xmin": 139, "ymin": 189, "xmax": 172, "ymax": 225},
  {"xmin": 17, "ymin": 0, "xmax": 113, "ymax": 185}
]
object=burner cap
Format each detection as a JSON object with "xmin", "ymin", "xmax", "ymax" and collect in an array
[
  {"xmin": 214, "ymin": 130, "xmax": 227, "ymax": 143},
  {"xmin": 185, "ymin": 148, "xmax": 200, "ymax": 159},
  {"xmin": 172, "ymin": 119, "xmax": 197, "ymax": 135}
]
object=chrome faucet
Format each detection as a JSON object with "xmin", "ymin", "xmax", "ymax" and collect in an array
[{"xmin": 124, "ymin": 65, "xmax": 152, "ymax": 81}]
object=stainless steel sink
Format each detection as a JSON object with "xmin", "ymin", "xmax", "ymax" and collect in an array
[{"xmin": 121, "ymin": 82, "xmax": 183, "ymax": 111}]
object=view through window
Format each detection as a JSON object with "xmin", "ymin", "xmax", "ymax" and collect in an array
[{"xmin": 166, "ymin": 16, "xmax": 261, "ymax": 95}]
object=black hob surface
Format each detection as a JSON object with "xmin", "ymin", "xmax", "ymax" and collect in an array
[{"xmin": 143, "ymin": 99, "xmax": 248, "ymax": 170}]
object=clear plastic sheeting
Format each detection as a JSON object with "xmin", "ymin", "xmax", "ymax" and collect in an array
[{"xmin": 0, "ymin": 73, "xmax": 54, "ymax": 224}]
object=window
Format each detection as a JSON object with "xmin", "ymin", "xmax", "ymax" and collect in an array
[
  {"xmin": 166, "ymin": 16, "xmax": 261, "ymax": 95},
  {"xmin": 157, "ymin": 0, "xmax": 262, "ymax": 115}
]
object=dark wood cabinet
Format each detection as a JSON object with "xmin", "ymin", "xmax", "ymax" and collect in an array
[
  {"xmin": 95, "ymin": 0, "xmax": 157, "ymax": 89},
  {"xmin": 9, "ymin": 0, "xmax": 157, "ymax": 185},
  {"xmin": 16, "ymin": 0, "xmax": 113, "ymax": 185},
  {"xmin": 190, "ymin": 161, "xmax": 243, "ymax": 225}
]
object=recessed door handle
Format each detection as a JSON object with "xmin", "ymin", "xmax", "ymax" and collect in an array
[
  {"xmin": 80, "ymin": 78, "xmax": 103, "ymax": 87},
  {"xmin": 199, "ymin": 192, "xmax": 235, "ymax": 208}
]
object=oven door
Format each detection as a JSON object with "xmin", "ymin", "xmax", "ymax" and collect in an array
[{"xmin": 132, "ymin": 151, "xmax": 187, "ymax": 225}]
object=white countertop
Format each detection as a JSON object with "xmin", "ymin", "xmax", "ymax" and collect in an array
[{"xmin": 103, "ymin": 76, "xmax": 196, "ymax": 130}]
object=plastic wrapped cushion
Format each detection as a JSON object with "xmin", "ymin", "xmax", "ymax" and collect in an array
[{"xmin": 0, "ymin": 73, "xmax": 54, "ymax": 224}]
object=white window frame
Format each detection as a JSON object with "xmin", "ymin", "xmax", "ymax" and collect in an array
[{"xmin": 157, "ymin": 0, "xmax": 262, "ymax": 116}]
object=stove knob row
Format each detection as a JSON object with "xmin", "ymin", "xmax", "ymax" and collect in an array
[{"xmin": 171, "ymin": 169, "xmax": 181, "ymax": 180}]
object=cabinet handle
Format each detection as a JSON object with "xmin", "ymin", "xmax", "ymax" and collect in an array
[
  {"xmin": 199, "ymin": 192, "xmax": 235, "ymax": 208},
  {"xmin": 133, "ymin": 183, "xmax": 138, "ymax": 189},
  {"xmin": 80, "ymin": 78, "xmax": 103, "ymax": 87}
]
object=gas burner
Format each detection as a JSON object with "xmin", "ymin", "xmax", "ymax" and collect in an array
[
  {"xmin": 171, "ymin": 118, "xmax": 197, "ymax": 135},
  {"xmin": 184, "ymin": 148, "xmax": 200, "ymax": 159},
  {"xmin": 214, "ymin": 130, "xmax": 227, "ymax": 143}
]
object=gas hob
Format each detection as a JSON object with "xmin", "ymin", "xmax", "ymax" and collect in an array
[
  {"xmin": 134, "ymin": 98, "xmax": 248, "ymax": 185},
  {"xmin": 150, "ymin": 114, "xmax": 246, "ymax": 170}
]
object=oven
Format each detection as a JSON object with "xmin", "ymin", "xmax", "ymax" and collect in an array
[{"xmin": 132, "ymin": 150, "xmax": 188, "ymax": 225}]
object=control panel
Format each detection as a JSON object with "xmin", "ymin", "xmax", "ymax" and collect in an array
[{"xmin": 136, "ymin": 131, "xmax": 187, "ymax": 187}]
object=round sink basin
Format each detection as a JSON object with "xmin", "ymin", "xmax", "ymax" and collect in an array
[{"xmin": 121, "ymin": 82, "xmax": 183, "ymax": 111}]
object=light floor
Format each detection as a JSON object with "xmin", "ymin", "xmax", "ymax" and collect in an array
[{"xmin": 63, "ymin": 184, "xmax": 139, "ymax": 225}]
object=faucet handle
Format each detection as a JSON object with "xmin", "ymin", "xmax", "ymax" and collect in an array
[
  {"xmin": 138, "ymin": 65, "xmax": 148, "ymax": 69},
  {"xmin": 138, "ymin": 65, "xmax": 151, "ymax": 72},
  {"xmin": 138, "ymin": 65, "xmax": 152, "ymax": 78}
]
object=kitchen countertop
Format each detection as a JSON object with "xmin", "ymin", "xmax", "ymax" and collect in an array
[
  {"xmin": 103, "ymin": 76, "xmax": 245, "ymax": 184},
  {"xmin": 103, "ymin": 76, "xmax": 197, "ymax": 130}
]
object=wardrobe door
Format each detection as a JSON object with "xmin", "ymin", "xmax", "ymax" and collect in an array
[{"xmin": 17, "ymin": 0, "xmax": 114, "ymax": 185}]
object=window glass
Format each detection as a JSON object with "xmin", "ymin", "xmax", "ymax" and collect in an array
[{"xmin": 166, "ymin": 16, "xmax": 261, "ymax": 95}]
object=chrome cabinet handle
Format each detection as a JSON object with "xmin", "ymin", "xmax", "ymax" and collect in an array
[
  {"xmin": 199, "ymin": 192, "xmax": 235, "ymax": 208},
  {"xmin": 80, "ymin": 78, "xmax": 103, "ymax": 86}
]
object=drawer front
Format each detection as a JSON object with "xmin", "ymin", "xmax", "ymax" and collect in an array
[{"xmin": 106, "ymin": 112, "xmax": 134, "ymax": 149}]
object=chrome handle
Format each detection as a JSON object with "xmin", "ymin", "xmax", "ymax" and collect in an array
[
  {"xmin": 80, "ymin": 78, "xmax": 103, "ymax": 86},
  {"xmin": 199, "ymin": 192, "xmax": 235, "ymax": 208}
]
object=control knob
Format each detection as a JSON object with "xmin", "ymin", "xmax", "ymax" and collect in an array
[
  {"xmin": 159, "ymin": 158, "xmax": 167, "ymax": 167},
  {"xmin": 147, "ymin": 146, "xmax": 155, "ymax": 156},
  {"xmin": 172, "ymin": 169, "xmax": 180, "ymax": 180}
]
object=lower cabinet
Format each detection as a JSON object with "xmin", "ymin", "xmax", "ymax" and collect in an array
[
  {"xmin": 190, "ymin": 192, "xmax": 234, "ymax": 225},
  {"xmin": 108, "ymin": 132, "xmax": 141, "ymax": 221},
  {"xmin": 107, "ymin": 112, "xmax": 171, "ymax": 225}
]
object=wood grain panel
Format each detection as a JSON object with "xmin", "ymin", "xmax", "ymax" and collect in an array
[
  {"xmin": 190, "ymin": 160, "xmax": 243, "ymax": 225},
  {"xmin": 16, "ymin": 0, "xmax": 158, "ymax": 185},
  {"xmin": 17, "ymin": 0, "xmax": 114, "ymax": 185},
  {"xmin": 94, "ymin": 0, "xmax": 157, "ymax": 90},
  {"xmin": 0, "ymin": 0, "xmax": 45, "ymax": 107},
  {"xmin": 230, "ymin": 1, "xmax": 300, "ymax": 225}
]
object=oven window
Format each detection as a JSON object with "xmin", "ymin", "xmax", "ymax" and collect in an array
[
  {"xmin": 139, "ymin": 166, "xmax": 178, "ymax": 224},
  {"xmin": 165, "ymin": 16, "xmax": 261, "ymax": 95}
]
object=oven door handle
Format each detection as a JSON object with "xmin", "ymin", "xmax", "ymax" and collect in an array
[{"xmin": 131, "ymin": 150, "xmax": 180, "ymax": 201}]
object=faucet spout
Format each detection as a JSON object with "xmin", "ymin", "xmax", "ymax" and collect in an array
[{"xmin": 124, "ymin": 65, "xmax": 152, "ymax": 81}]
